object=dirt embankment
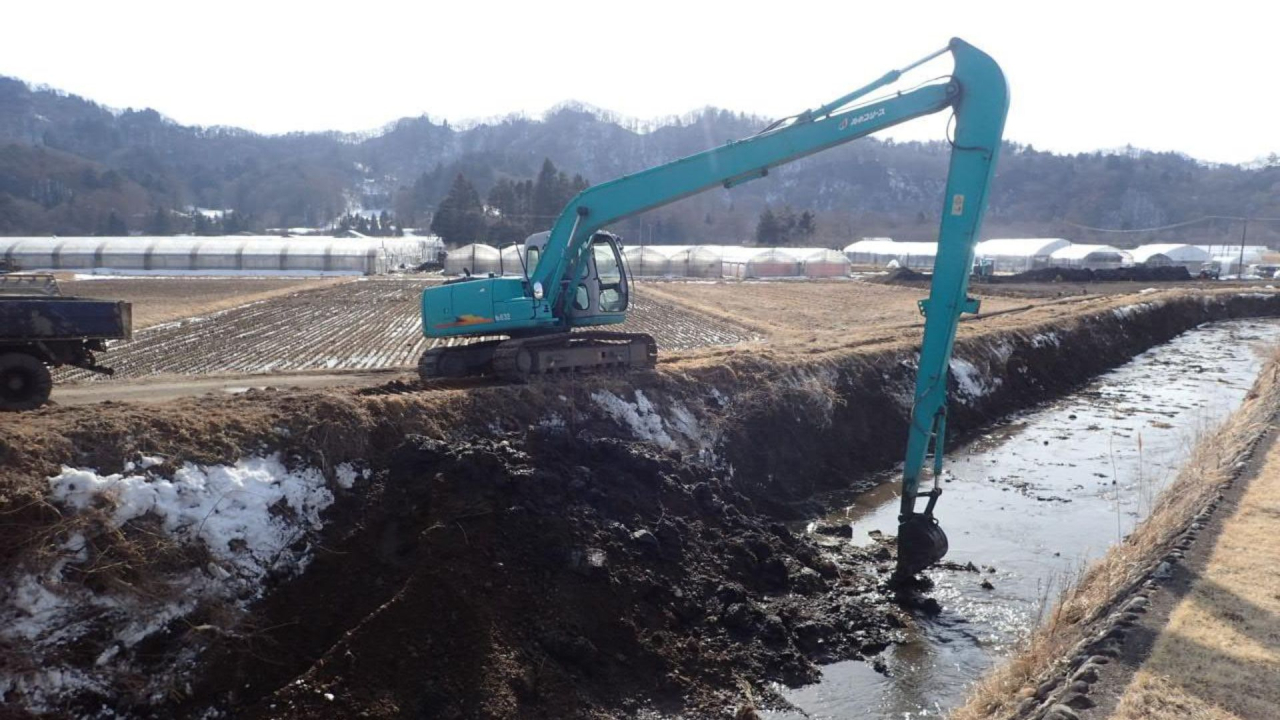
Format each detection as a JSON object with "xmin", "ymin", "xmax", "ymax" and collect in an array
[
  {"xmin": 3, "ymin": 289, "xmax": 1280, "ymax": 719},
  {"xmin": 204, "ymin": 435, "xmax": 906, "ymax": 719}
]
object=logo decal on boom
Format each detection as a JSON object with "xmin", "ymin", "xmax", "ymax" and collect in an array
[{"xmin": 839, "ymin": 107, "xmax": 886, "ymax": 131}]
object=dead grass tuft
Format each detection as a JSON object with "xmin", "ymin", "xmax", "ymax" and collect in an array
[{"xmin": 1112, "ymin": 674, "xmax": 1240, "ymax": 720}]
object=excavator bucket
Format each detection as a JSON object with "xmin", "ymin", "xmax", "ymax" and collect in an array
[{"xmin": 894, "ymin": 513, "xmax": 949, "ymax": 580}]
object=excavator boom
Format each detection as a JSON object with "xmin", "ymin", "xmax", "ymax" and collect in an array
[{"xmin": 419, "ymin": 39, "xmax": 1009, "ymax": 578}]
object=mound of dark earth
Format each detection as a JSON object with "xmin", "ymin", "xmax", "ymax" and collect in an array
[
  {"xmin": 186, "ymin": 431, "xmax": 905, "ymax": 719},
  {"xmin": 1005, "ymin": 265, "xmax": 1192, "ymax": 283}
]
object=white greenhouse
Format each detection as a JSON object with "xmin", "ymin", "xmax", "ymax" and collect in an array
[
  {"xmin": 722, "ymin": 247, "xmax": 802, "ymax": 279},
  {"xmin": 1048, "ymin": 244, "xmax": 1130, "ymax": 270},
  {"xmin": 974, "ymin": 238, "xmax": 1072, "ymax": 273},
  {"xmin": 1198, "ymin": 244, "xmax": 1269, "ymax": 261},
  {"xmin": 843, "ymin": 238, "xmax": 900, "ymax": 266},
  {"xmin": 669, "ymin": 245, "xmax": 725, "ymax": 278},
  {"xmin": 1130, "ymin": 244, "xmax": 1209, "ymax": 272},
  {"xmin": 623, "ymin": 246, "xmax": 673, "ymax": 277},
  {"xmin": 443, "ymin": 244, "xmax": 502, "ymax": 276},
  {"xmin": 1127, "ymin": 248, "xmax": 1173, "ymax": 267},
  {"xmin": 842, "ymin": 239, "xmax": 937, "ymax": 270},
  {"xmin": 0, "ymin": 236, "xmax": 410, "ymax": 275},
  {"xmin": 789, "ymin": 248, "xmax": 852, "ymax": 277}
]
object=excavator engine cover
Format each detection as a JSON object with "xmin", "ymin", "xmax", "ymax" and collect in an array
[{"xmin": 895, "ymin": 514, "xmax": 949, "ymax": 580}]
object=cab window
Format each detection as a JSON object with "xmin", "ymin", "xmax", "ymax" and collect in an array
[{"xmin": 593, "ymin": 241, "xmax": 621, "ymax": 281}]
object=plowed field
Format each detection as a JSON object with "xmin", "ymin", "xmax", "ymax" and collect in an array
[
  {"xmin": 60, "ymin": 278, "xmax": 755, "ymax": 381},
  {"xmin": 62, "ymin": 276, "xmax": 345, "ymax": 329}
]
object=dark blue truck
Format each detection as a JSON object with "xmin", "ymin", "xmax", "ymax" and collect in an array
[{"xmin": 0, "ymin": 274, "xmax": 132, "ymax": 410}]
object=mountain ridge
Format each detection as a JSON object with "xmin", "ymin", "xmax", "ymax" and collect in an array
[{"xmin": 1, "ymin": 74, "xmax": 1277, "ymax": 245}]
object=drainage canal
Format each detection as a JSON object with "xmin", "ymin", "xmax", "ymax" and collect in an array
[{"xmin": 768, "ymin": 318, "xmax": 1280, "ymax": 718}]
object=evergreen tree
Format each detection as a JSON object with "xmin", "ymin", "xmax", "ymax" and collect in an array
[
  {"xmin": 223, "ymin": 210, "xmax": 245, "ymax": 234},
  {"xmin": 431, "ymin": 173, "xmax": 486, "ymax": 245},
  {"xmin": 145, "ymin": 207, "xmax": 172, "ymax": 235},
  {"xmin": 192, "ymin": 211, "xmax": 212, "ymax": 235},
  {"xmin": 99, "ymin": 211, "xmax": 129, "ymax": 237},
  {"xmin": 795, "ymin": 209, "xmax": 817, "ymax": 239},
  {"xmin": 755, "ymin": 208, "xmax": 781, "ymax": 245},
  {"xmin": 755, "ymin": 205, "xmax": 817, "ymax": 245},
  {"xmin": 532, "ymin": 158, "xmax": 576, "ymax": 221}
]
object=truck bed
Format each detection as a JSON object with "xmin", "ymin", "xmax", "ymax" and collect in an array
[{"xmin": 0, "ymin": 296, "xmax": 133, "ymax": 342}]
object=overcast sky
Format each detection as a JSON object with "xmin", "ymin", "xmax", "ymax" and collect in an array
[{"xmin": 2, "ymin": 1, "xmax": 1275, "ymax": 165}]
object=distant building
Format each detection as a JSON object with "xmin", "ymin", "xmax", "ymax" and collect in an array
[
  {"xmin": 843, "ymin": 239, "xmax": 937, "ymax": 270},
  {"xmin": 0, "ymin": 236, "xmax": 427, "ymax": 276},
  {"xmin": 1048, "ymin": 244, "xmax": 1130, "ymax": 270},
  {"xmin": 1130, "ymin": 244, "xmax": 1210, "ymax": 272},
  {"xmin": 974, "ymin": 238, "xmax": 1071, "ymax": 273}
]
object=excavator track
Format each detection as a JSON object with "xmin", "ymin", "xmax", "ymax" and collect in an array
[
  {"xmin": 492, "ymin": 331, "xmax": 657, "ymax": 383},
  {"xmin": 417, "ymin": 340, "xmax": 502, "ymax": 381}
]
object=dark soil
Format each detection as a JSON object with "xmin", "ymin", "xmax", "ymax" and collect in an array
[
  {"xmin": 1001, "ymin": 266, "xmax": 1192, "ymax": 283},
  {"xmin": 185, "ymin": 431, "xmax": 907, "ymax": 719}
]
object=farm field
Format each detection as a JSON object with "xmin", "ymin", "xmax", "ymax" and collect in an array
[
  {"xmin": 59, "ymin": 277, "xmax": 757, "ymax": 382},
  {"xmin": 641, "ymin": 279, "xmax": 1049, "ymax": 348},
  {"xmin": 61, "ymin": 276, "xmax": 348, "ymax": 329}
]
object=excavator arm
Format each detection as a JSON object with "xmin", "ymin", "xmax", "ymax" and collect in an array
[
  {"xmin": 421, "ymin": 38, "xmax": 1008, "ymax": 578},
  {"xmin": 538, "ymin": 39, "xmax": 1008, "ymax": 578}
]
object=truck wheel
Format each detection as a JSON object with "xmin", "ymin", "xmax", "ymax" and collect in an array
[{"xmin": 0, "ymin": 352, "xmax": 53, "ymax": 411}]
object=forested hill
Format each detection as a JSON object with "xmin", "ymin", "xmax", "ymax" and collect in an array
[{"xmin": 1, "ymin": 75, "xmax": 1277, "ymax": 245}]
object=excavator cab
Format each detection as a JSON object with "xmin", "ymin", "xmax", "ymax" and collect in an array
[{"xmin": 522, "ymin": 231, "xmax": 630, "ymax": 325}]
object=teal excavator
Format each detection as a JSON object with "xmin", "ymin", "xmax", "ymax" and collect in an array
[{"xmin": 418, "ymin": 38, "xmax": 1009, "ymax": 579}]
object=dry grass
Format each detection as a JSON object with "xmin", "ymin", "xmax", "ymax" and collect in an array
[
  {"xmin": 1110, "ymin": 421, "xmax": 1280, "ymax": 719},
  {"xmin": 62, "ymin": 276, "xmax": 349, "ymax": 329},
  {"xmin": 642, "ymin": 280, "xmax": 1042, "ymax": 347},
  {"xmin": 951, "ymin": 352, "xmax": 1280, "ymax": 720},
  {"xmin": 1112, "ymin": 675, "xmax": 1240, "ymax": 719}
]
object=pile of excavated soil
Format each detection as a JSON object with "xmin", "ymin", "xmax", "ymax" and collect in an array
[{"xmin": 181, "ymin": 432, "xmax": 905, "ymax": 719}]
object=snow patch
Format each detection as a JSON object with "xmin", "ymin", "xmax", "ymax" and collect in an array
[
  {"xmin": 335, "ymin": 462, "xmax": 366, "ymax": 490},
  {"xmin": 1111, "ymin": 301, "xmax": 1159, "ymax": 320},
  {"xmin": 538, "ymin": 412, "xmax": 567, "ymax": 431},
  {"xmin": 1030, "ymin": 331, "xmax": 1061, "ymax": 348},
  {"xmin": 1, "ymin": 454, "xmax": 338, "ymax": 713},
  {"xmin": 591, "ymin": 390, "xmax": 675, "ymax": 449},
  {"xmin": 950, "ymin": 357, "xmax": 1000, "ymax": 404},
  {"xmin": 48, "ymin": 456, "xmax": 332, "ymax": 584}
]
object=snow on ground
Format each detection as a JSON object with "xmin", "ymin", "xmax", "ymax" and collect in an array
[
  {"xmin": 1112, "ymin": 301, "xmax": 1160, "ymax": 320},
  {"xmin": 949, "ymin": 357, "xmax": 1001, "ymax": 404},
  {"xmin": 47, "ymin": 456, "xmax": 332, "ymax": 583},
  {"xmin": 0, "ymin": 454, "xmax": 341, "ymax": 713},
  {"xmin": 592, "ymin": 390, "xmax": 676, "ymax": 449}
]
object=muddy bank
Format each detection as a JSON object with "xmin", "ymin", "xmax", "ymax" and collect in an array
[
  {"xmin": 198, "ymin": 434, "xmax": 905, "ymax": 719},
  {"xmin": 3, "ymin": 289, "xmax": 1280, "ymax": 718}
]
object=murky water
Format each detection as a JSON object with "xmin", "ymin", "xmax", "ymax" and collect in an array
[{"xmin": 766, "ymin": 319, "xmax": 1280, "ymax": 719}]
